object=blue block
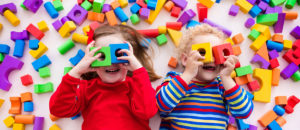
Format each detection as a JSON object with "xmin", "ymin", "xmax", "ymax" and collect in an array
[
  {"xmin": 273, "ymin": 105, "xmax": 285, "ymax": 116},
  {"xmin": 128, "ymin": 0, "xmax": 136, "ymax": 2},
  {"xmin": 141, "ymin": 38, "xmax": 151, "ymax": 49},
  {"xmin": 24, "ymin": 102, "xmax": 34, "ymax": 112},
  {"xmin": 0, "ymin": 44, "xmax": 10, "ymax": 54},
  {"xmin": 249, "ymin": 5, "xmax": 262, "ymax": 18},
  {"xmin": 186, "ymin": 20, "xmax": 201, "ymax": 29},
  {"xmin": 147, "ymin": 0, "xmax": 157, "ymax": 10},
  {"xmin": 29, "ymin": 39, "xmax": 39, "ymax": 50},
  {"xmin": 44, "ymin": 1, "xmax": 59, "ymax": 19},
  {"xmin": 267, "ymin": 120, "xmax": 282, "ymax": 130},
  {"xmin": 32, "ymin": 55, "xmax": 52, "ymax": 71},
  {"xmin": 236, "ymin": 119, "xmax": 249, "ymax": 130},
  {"xmin": 114, "ymin": 7, "xmax": 128, "ymax": 22},
  {"xmin": 71, "ymin": 113, "xmax": 81, "ymax": 120},
  {"xmin": 262, "ymin": 0, "xmax": 270, "ymax": 3},
  {"xmin": 69, "ymin": 49, "xmax": 85, "ymax": 66},
  {"xmin": 246, "ymin": 91, "xmax": 254, "ymax": 100},
  {"xmin": 109, "ymin": 44, "xmax": 129, "ymax": 64},
  {"xmin": 130, "ymin": 3, "xmax": 141, "ymax": 14},
  {"xmin": 13, "ymin": 40, "xmax": 25, "ymax": 58},
  {"xmin": 216, "ymin": 0, "xmax": 221, "ymax": 3},
  {"xmin": 267, "ymin": 40, "xmax": 284, "ymax": 52}
]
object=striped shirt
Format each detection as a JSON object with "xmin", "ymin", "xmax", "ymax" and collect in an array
[{"xmin": 156, "ymin": 71, "xmax": 253, "ymax": 130}]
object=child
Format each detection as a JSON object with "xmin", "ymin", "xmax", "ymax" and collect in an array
[
  {"xmin": 49, "ymin": 24, "xmax": 161, "ymax": 130},
  {"xmin": 156, "ymin": 24, "xmax": 253, "ymax": 129}
]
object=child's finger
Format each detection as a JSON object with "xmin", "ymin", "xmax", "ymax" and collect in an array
[
  {"xmin": 85, "ymin": 41, "xmax": 95, "ymax": 53},
  {"xmin": 93, "ymin": 53, "xmax": 102, "ymax": 60},
  {"xmin": 124, "ymin": 41, "xmax": 134, "ymax": 53},
  {"xmin": 117, "ymin": 56, "xmax": 130, "ymax": 61},
  {"xmin": 118, "ymin": 49, "xmax": 131, "ymax": 56},
  {"xmin": 89, "ymin": 46, "xmax": 102, "ymax": 56}
]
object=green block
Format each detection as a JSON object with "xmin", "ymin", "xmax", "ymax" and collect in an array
[
  {"xmin": 270, "ymin": 0, "xmax": 286, "ymax": 6},
  {"xmin": 64, "ymin": 67, "xmax": 73, "ymax": 75},
  {"xmin": 248, "ymin": 29, "xmax": 261, "ymax": 41},
  {"xmin": 53, "ymin": 0, "xmax": 64, "ymax": 11},
  {"xmin": 156, "ymin": 34, "xmax": 168, "ymax": 46},
  {"xmin": 81, "ymin": 0, "xmax": 92, "ymax": 11},
  {"xmin": 256, "ymin": 13, "xmax": 278, "ymax": 26},
  {"xmin": 235, "ymin": 65, "xmax": 253, "ymax": 77},
  {"xmin": 130, "ymin": 14, "xmax": 140, "ymax": 25},
  {"xmin": 58, "ymin": 39, "xmax": 75, "ymax": 55},
  {"xmin": 20, "ymin": 3, "xmax": 28, "ymax": 10},
  {"xmin": 285, "ymin": 0, "xmax": 297, "ymax": 9},
  {"xmin": 0, "ymin": 53, "xmax": 4, "ymax": 62},
  {"xmin": 90, "ymin": 47, "xmax": 112, "ymax": 67},
  {"xmin": 291, "ymin": 71, "xmax": 300, "ymax": 81},
  {"xmin": 93, "ymin": 0, "xmax": 104, "ymax": 13},
  {"xmin": 298, "ymin": 0, "xmax": 300, "ymax": 5},
  {"xmin": 34, "ymin": 82, "xmax": 54, "ymax": 94},
  {"xmin": 145, "ymin": 0, "xmax": 149, "ymax": 3},
  {"xmin": 39, "ymin": 67, "xmax": 51, "ymax": 78}
]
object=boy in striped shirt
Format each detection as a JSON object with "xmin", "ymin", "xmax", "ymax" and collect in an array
[{"xmin": 156, "ymin": 24, "xmax": 253, "ymax": 130}]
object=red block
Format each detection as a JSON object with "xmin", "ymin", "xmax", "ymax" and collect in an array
[
  {"xmin": 269, "ymin": 58, "xmax": 279, "ymax": 69},
  {"xmin": 136, "ymin": 0, "xmax": 147, "ymax": 8},
  {"xmin": 247, "ymin": 80, "xmax": 260, "ymax": 91},
  {"xmin": 292, "ymin": 39, "xmax": 300, "ymax": 50},
  {"xmin": 77, "ymin": 0, "xmax": 83, "ymax": 4},
  {"xmin": 26, "ymin": 24, "xmax": 44, "ymax": 40},
  {"xmin": 171, "ymin": 6, "xmax": 181, "ymax": 18},
  {"xmin": 197, "ymin": 3, "xmax": 208, "ymax": 22},
  {"xmin": 282, "ymin": 49, "xmax": 300, "ymax": 65},
  {"xmin": 285, "ymin": 95, "xmax": 300, "ymax": 114},
  {"xmin": 212, "ymin": 43, "xmax": 234, "ymax": 65},
  {"xmin": 137, "ymin": 29, "xmax": 159, "ymax": 38},
  {"xmin": 20, "ymin": 74, "xmax": 33, "ymax": 86},
  {"xmin": 235, "ymin": 61, "xmax": 241, "ymax": 68},
  {"xmin": 166, "ymin": 22, "xmax": 182, "ymax": 31}
]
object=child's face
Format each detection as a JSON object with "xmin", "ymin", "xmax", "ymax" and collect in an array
[{"xmin": 94, "ymin": 33, "xmax": 128, "ymax": 84}]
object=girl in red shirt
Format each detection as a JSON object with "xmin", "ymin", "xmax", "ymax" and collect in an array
[{"xmin": 49, "ymin": 25, "xmax": 161, "ymax": 130}]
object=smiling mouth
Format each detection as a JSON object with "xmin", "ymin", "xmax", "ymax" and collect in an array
[
  {"xmin": 105, "ymin": 68, "xmax": 120, "ymax": 73},
  {"xmin": 203, "ymin": 65, "xmax": 216, "ymax": 71}
]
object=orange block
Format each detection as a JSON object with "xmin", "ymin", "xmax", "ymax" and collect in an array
[
  {"xmin": 9, "ymin": 97, "xmax": 21, "ymax": 114},
  {"xmin": 50, "ymin": 114, "xmax": 60, "ymax": 121},
  {"xmin": 164, "ymin": 1, "xmax": 174, "ymax": 12},
  {"xmin": 96, "ymin": 13, "xmax": 105, "ymax": 23},
  {"xmin": 15, "ymin": 115, "xmax": 35, "ymax": 124},
  {"xmin": 284, "ymin": 11, "xmax": 298, "ymax": 20},
  {"xmin": 168, "ymin": 57, "xmax": 178, "ymax": 68},
  {"xmin": 256, "ymin": 43, "xmax": 269, "ymax": 62},
  {"xmin": 234, "ymin": 74, "xmax": 252, "ymax": 85},
  {"xmin": 233, "ymin": 46, "xmax": 241, "ymax": 56},
  {"xmin": 105, "ymin": 10, "xmax": 118, "ymax": 26},
  {"xmin": 232, "ymin": 33, "xmax": 244, "ymax": 44},
  {"xmin": 275, "ymin": 96, "xmax": 287, "ymax": 106},
  {"xmin": 88, "ymin": 11, "xmax": 97, "ymax": 21},
  {"xmin": 111, "ymin": 1, "xmax": 120, "ymax": 9},
  {"xmin": 272, "ymin": 68, "xmax": 280, "ymax": 86},
  {"xmin": 276, "ymin": 116, "xmax": 286, "ymax": 127},
  {"xmin": 258, "ymin": 110, "xmax": 278, "ymax": 127},
  {"xmin": 20, "ymin": 92, "xmax": 33, "ymax": 102},
  {"xmin": 272, "ymin": 34, "xmax": 283, "ymax": 43},
  {"xmin": 227, "ymin": 124, "xmax": 237, "ymax": 130},
  {"xmin": 88, "ymin": 12, "xmax": 104, "ymax": 23}
]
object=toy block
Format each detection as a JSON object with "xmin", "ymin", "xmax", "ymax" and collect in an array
[
  {"xmin": 248, "ymin": 125, "xmax": 257, "ymax": 130},
  {"xmin": 229, "ymin": 5, "xmax": 239, "ymax": 16},
  {"xmin": 0, "ymin": 3, "xmax": 17, "ymax": 15},
  {"xmin": 24, "ymin": 102, "xmax": 34, "ymax": 112},
  {"xmin": 233, "ymin": 46, "xmax": 241, "ymax": 56},
  {"xmin": 191, "ymin": 43, "xmax": 213, "ymax": 63},
  {"xmin": 284, "ymin": 11, "xmax": 298, "ymax": 20},
  {"xmin": 284, "ymin": 95, "xmax": 300, "ymax": 114},
  {"xmin": 37, "ymin": 21, "xmax": 49, "ymax": 32},
  {"xmin": 12, "ymin": 123, "xmax": 25, "ymax": 130},
  {"xmin": 3, "ymin": 116, "xmax": 15, "ymax": 127},
  {"xmin": 0, "ymin": 98, "xmax": 4, "ymax": 108},
  {"xmin": 249, "ymin": 5, "xmax": 262, "ymax": 18},
  {"xmin": 168, "ymin": 29, "xmax": 182, "ymax": 47},
  {"xmin": 158, "ymin": 26, "xmax": 167, "ymax": 34},
  {"xmin": 156, "ymin": 34, "xmax": 168, "ymax": 46},
  {"xmin": 67, "ymin": 5, "xmax": 88, "ymax": 25},
  {"xmin": 203, "ymin": 19, "xmax": 232, "ymax": 37},
  {"xmin": 172, "ymin": 0, "xmax": 187, "ymax": 9},
  {"xmin": 59, "ymin": 21, "xmax": 76, "ymax": 38},
  {"xmin": 235, "ymin": 0, "xmax": 253, "ymax": 13},
  {"xmin": 81, "ymin": 0, "xmax": 92, "ymax": 10},
  {"xmin": 227, "ymin": 124, "xmax": 237, "ymax": 130},
  {"xmin": 276, "ymin": 116, "xmax": 286, "ymax": 127},
  {"xmin": 269, "ymin": 58, "xmax": 279, "ymax": 69},
  {"xmin": 235, "ymin": 65, "xmax": 253, "ymax": 77},
  {"xmin": 0, "ymin": 44, "xmax": 10, "ymax": 54},
  {"xmin": 11, "ymin": 30, "xmax": 29, "ymax": 41},
  {"xmin": 236, "ymin": 119, "xmax": 250, "ymax": 130},
  {"xmin": 130, "ymin": 14, "xmax": 140, "ymax": 25},
  {"xmin": 280, "ymin": 62, "xmax": 299, "ymax": 79},
  {"xmin": 274, "ymin": 13, "xmax": 285, "ymax": 33},
  {"xmin": 166, "ymin": 22, "xmax": 182, "ymax": 31},
  {"xmin": 272, "ymin": 68, "xmax": 280, "ymax": 86},
  {"xmin": 251, "ymin": 24, "xmax": 271, "ymax": 39},
  {"xmin": 253, "ymin": 68, "xmax": 272, "ymax": 103},
  {"xmin": 111, "ymin": 1, "xmax": 120, "ymax": 9},
  {"xmin": 69, "ymin": 49, "xmax": 85, "ymax": 66},
  {"xmin": 34, "ymin": 82, "xmax": 54, "ymax": 94},
  {"xmin": 138, "ymin": 29, "xmax": 159, "ymax": 37},
  {"xmin": 57, "ymin": 39, "xmax": 75, "ymax": 55},
  {"xmin": 20, "ymin": 92, "xmax": 32, "ymax": 102},
  {"xmin": 93, "ymin": 0, "xmax": 104, "ymax": 13},
  {"xmin": 147, "ymin": 0, "xmax": 158, "ymax": 10},
  {"xmin": 52, "ymin": 19, "xmax": 63, "ymax": 31},
  {"xmin": 72, "ymin": 33, "xmax": 88, "ymax": 45},
  {"xmin": 275, "ymin": 96, "xmax": 287, "ymax": 106},
  {"xmin": 0, "ymin": 53, "xmax": 4, "ymax": 62},
  {"xmin": 186, "ymin": 20, "xmax": 201, "ymax": 29},
  {"xmin": 110, "ymin": 44, "xmax": 129, "ymax": 64},
  {"xmin": 197, "ymin": 0, "xmax": 215, "ymax": 8},
  {"xmin": 235, "ymin": 74, "xmax": 252, "ymax": 85},
  {"xmin": 44, "ymin": 1, "xmax": 59, "ymax": 19},
  {"xmin": 15, "ymin": 115, "xmax": 35, "ymax": 124},
  {"xmin": 50, "ymin": 124, "xmax": 61, "ymax": 130},
  {"xmin": 266, "ymin": 40, "xmax": 283, "ymax": 52},
  {"xmin": 106, "ymin": 10, "xmax": 118, "ymax": 26},
  {"xmin": 39, "ymin": 67, "xmax": 51, "ymax": 78},
  {"xmin": 87, "ymin": 12, "xmax": 105, "ymax": 22},
  {"xmin": 23, "ymin": 0, "xmax": 43, "ymax": 13},
  {"xmin": 250, "ymin": 35, "xmax": 268, "ymax": 51},
  {"xmin": 197, "ymin": 3, "xmax": 207, "ymax": 22},
  {"xmin": 168, "ymin": 57, "xmax": 177, "ymax": 68},
  {"xmin": 272, "ymin": 34, "xmax": 283, "ymax": 43},
  {"xmin": 50, "ymin": 114, "xmax": 60, "ymax": 121},
  {"xmin": 273, "ymin": 105, "xmax": 285, "ymax": 116},
  {"xmin": 235, "ymin": 61, "xmax": 241, "ymax": 68},
  {"xmin": 114, "ymin": 7, "xmax": 128, "ymax": 22},
  {"xmin": 170, "ymin": 6, "xmax": 181, "ymax": 18},
  {"xmin": 118, "ymin": 0, "xmax": 128, "ymax": 8},
  {"xmin": 269, "ymin": 50, "xmax": 279, "ymax": 59},
  {"xmin": 0, "ymin": 55, "xmax": 24, "ymax": 91},
  {"xmin": 53, "ymin": 0, "xmax": 64, "ymax": 11},
  {"xmin": 13, "ymin": 40, "xmax": 25, "ymax": 58},
  {"xmin": 212, "ymin": 43, "xmax": 234, "ymax": 65},
  {"xmin": 286, "ymin": 0, "xmax": 297, "ymax": 9},
  {"xmin": 60, "ymin": 16, "xmax": 70, "ymax": 24},
  {"xmin": 283, "ymin": 40, "xmax": 292, "ymax": 50},
  {"xmin": 251, "ymin": 54, "xmax": 270, "ymax": 69},
  {"xmin": 267, "ymin": 120, "xmax": 282, "ymax": 130},
  {"xmin": 82, "ymin": 25, "xmax": 90, "ymax": 35},
  {"xmin": 91, "ymin": 47, "xmax": 111, "ymax": 67},
  {"xmin": 177, "ymin": 9, "xmax": 196, "ymax": 26},
  {"xmin": 64, "ymin": 67, "xmax": 72, "ymax": 75},
  {"xmin": 258, "ymin": 110, "xmax": 278, "ymax": 127},
  {"xmin": 102, "ymin": 4, "xmax": 111, "ymax": 13},
  {"xmin": 26, "ymin": 24, "xmax": 44, "ymax": 40},
  {"xmin": 282, "ymin": 50, "xmax": 300, "ymax": 65},
  {"xmin": 245, "ymin": 18, "xmax": 255, "ymax": 28},
  {"xmin": 139, "ymin": 8, "xmax": 150, "ymax": 19},
  {"xmin": 291, "ymin": 71, "xmax": 300, "ymax": 81},
  {"xmin": 130, "ymin": 3, "xmax": 141, "ymax": 14},
  {"xmin": 232, "ymin": 33, "xmax": 244, "ymax": 44},
  {"xmin": 33, "ymin": 117, "xmax": 44, "ymax": 130},
  {"xmin": 89, "ymin": 21, "xmax": 100, "ymax": 32},
  {"xmin": 164, "ymin": 1, "xmax": 174, "ymax": 12},
  {"xmin": 3, "ymin": 10, "xmax": 20, "ymax": 27},
  {"xmin": 9, "ymin": 97, "xmax": 21, "ymax": 114},
  {"xmin": 29, "ymin": 41, "xmax": 48, "ymax": 59},
  {"xmin": 247, "ymin": 80, "xmax": 260, "ymax": 91},
  {"xmin": 270, "ymin": 0, "xmax": 286, "ymax": 6},
  {"xmin": 228, "ymin": 116, "xmax": 235, "ymax": 125},
  {"xmin": 231, "ymin": 71, "xmax": 236, "ymax": 78},
  {"xmin": 290, "ymin": 26, "xmax": 300, "ymax": 39},
  {"xmin": 257, "ymin": 13, "xmax": 278, "ymax": 26},
  {"xmin": 32, "ymin": 55, "xmax": 51, "ymax": 71}
]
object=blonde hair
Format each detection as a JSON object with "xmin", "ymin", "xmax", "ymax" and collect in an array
[{"xmin": 178, "ymin": 23, "xmax": 228, "ymax": 62}]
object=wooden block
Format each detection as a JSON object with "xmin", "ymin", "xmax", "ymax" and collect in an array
[
  {"xmin": 250, "ymin": 35, "xmax": 268, "ymax": 51},
  {"xmin": 232, "ymin": 33, "xmax": 244, "ymax": 44},
  {"xmin": 272, "ymin": 68, "xmax": 280, "ymax": 86},
  {"xmin": 212, "ymin": 43, "xmax": 234, "ymax": 65},
  {"xmin": 258, "ymin": 110, "xmax": 278, "ymax": 127},
  {"xmin": 226, "ymin": 38, "xmax": 235, "ymax": 45},
  {"xmin": 283, "ymin": 40, "xmax": 293, "ymax": 50},
  {"xmin": 15, "ymin": 115, "xmax": 35, "ymax": 124},
  {"xmin": 167, "ymin": 28, "xmax": 182, "ymax": 47},
  {"xmin": 168, "ymin": 57, "xmax": 177, "ymax": 68},
  {"xmin": 253, "ymin": 68, "xmax": 272, "ymax": 103},
  {"xmin": 58, "ymin": 21, "xmax": 76, "ymax": 38},
  {"xmin": 284, "ymin": 11, "xmax": 298, "ymax": 20},
  {"xmin": 275, "ymin": 96, "xmax": 287, "ymax": 106},
  {"xmin": 235, "ymin": 0, "xmax": 253, "ymax": 13},
  {"xmin": 272, "ymin": 34, "xmax": 283, "ymax": 43},
  {"xmin": 198, "ymin": 0, "xmax": 215, "ymax": 8},
  {"xmin": 9, "ymin": 97, "xmax": 21, "ymax": 114},
  {"xmin": 233, "ymin": 46, "xmax": 242, "ymax": 56},
  {"xmin": 20, "ymin": 92, "xmax": 32, "ymax": 102},
  {"xmin": 191, "ymin": 43, "xmax": 213, "ymax": 63}
]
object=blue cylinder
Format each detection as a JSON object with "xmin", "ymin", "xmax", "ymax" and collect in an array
[
  {"xmin": 267, "ymin": 40, "xmax": 284, "ymax": 52},
  {"xmin": 13, "ymin": 40, "xmax": 25, "ymax": 57},
  {"xmin": 114, "ymin": 7, "xmax": 128, "ymax": 22},
  {"xmin": 44, "ymin": 2, "xmax": 59, "ymax": 19}
]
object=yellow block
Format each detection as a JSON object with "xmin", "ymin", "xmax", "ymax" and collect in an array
[
  {"xmin": 145, "ymin": 0, "xmax": 167, "ymax": 24},
  {"xmin": 121, "ymin": 22, "xmax": 127, "ymax": 25},
  {"xmin": 82, "ymin": 25, "xmax": 90, "ymax": 36},
  {"xmin": 0, "ymin": 23, "xmax": 2, "ymax": 30},
  {"xmin": 29, "ymin": 42, "xmax": 48, "ymax": 59},
  {"xmin": 118, "ymin": 0, "xmax": 128, "ymax": 8},
  {"xmin": 198, "ymin": 0, "xmax": 215, "ymax": 8},
  {"xmin": 37, "ymin": 20, "xmax": 49, "ymax": 32},
  {"xmin": 13, "ymin": 123, "xmax": 24, "ymax": 130},
  {"xmin": 167, "ymin": 28, "xmax": 182, "ymax": 47},
  {"xmin": 231, "ymin": 71, "xmax": 236, "ymax": 78},
  {"xmin": 3, "ymin": 116, "xmax": 15, "ymax": 128},
  {"xmin": 59, "ymin": 21, "xmax": 76, "ymax": 38},
  {"xmin": 3, "ymin": 10, "xmax": 20, "ymax": 27},
  {"xmin": 253, "ymin": 68, "xmax": 272, "ymax": 103},
  {"xmin": 158, "ymin": 26, "xmax": 167, "ymax": 34},
  {"xmin": 250, "ymin": 35, "xmax": 268, "ymax": 51},
  {"xmin": 235, "ymin": 0, "xmax": 253, "ymax": 14},
  {"xmin": 0, "ymin": 98, "xmax": 4, "ymax": 108},
  {"xmin": 72, "ymin": 33, "xmax": 88, "ymax": 45},
  {"xmin": 283, "ymin": 40, "xmax": 292, "ymax": 50},
  {"xmin": 49, "ymin": 124, "xmax": 61, "ymax": 130},
  {"xmin": 191, "ymin": 43, "xmax": 213, "ymax": 63},
  {"xmin": 225, "ymin": 38, "xmax": 235, "ymax": 45},
  {"xmin": 251, "ymin": 24, "xmax": 271, "ymax": 39}
]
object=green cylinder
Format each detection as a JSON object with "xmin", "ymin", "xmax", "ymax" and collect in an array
[
  {"xmin": 291, "ymin": 71, "xmax": 300, "ymax": 81},
  {"xmin": 286, "ymin": 0, "xmax": 297, "ymax": 9},
  {"xmin": 57, "ymin": 39, "xmax": 75, "ymax": 55}
]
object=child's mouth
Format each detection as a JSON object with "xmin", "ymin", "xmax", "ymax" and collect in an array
[
  {"xmin": 105, "ymin": 68, "xmax": 120, "ymax": 73},
  {"xmin": 202, "ymin": 65, "xmax": 216, "ymax": 71}
]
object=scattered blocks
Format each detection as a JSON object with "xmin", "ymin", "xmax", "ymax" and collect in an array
[
  {"xmin": 34, "ymin": 82, "xmax": 54, "ymax": 94},
  {"xmin": 15, "ymin": 115, "xmax": 35, "ymax": 124},
  {"xmin": 21, "ymin": 92, "xmax": 33, "ymax": 102},
  {"xmin": 44, "ymin": 1, "xmax": 59, "ymax": 19},
  {"xmin": 212, "ymin": 43, "xmax": 234, "ymax": 65},
  {"xmin": 9, "ymin": 97, "xmax": 21, "ymax": 114},
  {"xmin": 13, "ymin": 40, "xmax": 25, "ymax": 58},
  {"xmin": 29, "ymin": 41, "xmax": 48, "ymax": 59},
  {"xmin": 3, "ymin": 10, "xmax": 20, "ymax": 26},
  {"xmin": 24, "ymin": 102, "xmax": 34, "ymax": 112},
  {"xmin": 258, "ymin": 110, "xmax": 278, "ymax": 127},
  {"xmin": 57, "ymin": 39, "xmax": 75, "ymax": 55},
  {"xmin": 69, "ymin": 49, "xmax": 85, "ymax": 66},
  {"xmin": 168, "ymin": 57, "xmax": 178, "ymax": 68},
  {"xmin": 273, "ymin": 105, "xmax": 285, "ymax": 116},
  {"xmin": 110, "ymin": 44, "xmax": 129, "ymax": 64},
  {"xmin": 59, "ymin": 21, "xmax": 77, "ymax": 38},
  {"xmin": 39, "ymin": 67, "xmax": 51, "ymax": 78},
  {"xmin": 235, "ymin": 65, "xmax": 253, "ymax": 77},
  {"xmin": 26, "ymin": 24, "xmax": 44, "ymax": 40},
  {"xmin": 29, "ymin": 39, "xmax": 39, "ymax": 50},
  {"xmin": 32, "ymin": 55, "xmax": 52, "ymax": 71},
  {"xmin": 275, "ymin": 96, "xmax": 287, "ymax": 106},
  {"xmin": 229, "ymin": 5, "xmax": 239, "ymax": 16},
  {"xmin": 253, "ymin": 68, "xmax": 272, "ymax": 103},
  {"xmin": 3, "ymin": 116, "xmax": 15, "ymax": 128},
  {"xmin": 67, "ymin": 5, "xmax": 88, "ymax": 25},
  {"xmin": 37, "ymin": 20, "xmax": 49, "ymax": 32}
]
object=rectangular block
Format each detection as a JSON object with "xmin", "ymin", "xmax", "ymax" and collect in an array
[{"xmin": 191, "ymin": 43, "xmax": 213, "ymax": 63}]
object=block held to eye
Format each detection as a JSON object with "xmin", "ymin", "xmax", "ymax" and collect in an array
[
  {"xmin": 90, "ymin": 47, "xmax": 111, "ymax": 67},
  {"xmin": 110, "ymin": 43, "xmax": 129, "ymax": 64},
  {"xmin": 212, "ymin": 43, "xmax": 234, "ymax": 65}
]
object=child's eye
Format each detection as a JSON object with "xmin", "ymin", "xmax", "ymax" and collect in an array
[
  {"xmin": 198, "ymin": 48, "xmax": 206, "ymax": 56},
  {"xmin": 115, "ymin": 49, "xmax": 124, "ymax": 57},
  {"xmin": 99, "ymin": 53, "xmax": 105, "ymax": 60}
]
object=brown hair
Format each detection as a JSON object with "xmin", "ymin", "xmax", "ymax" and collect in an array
[{"xmin": 81, "ymin": 24, "xmax": 161, "ymax": 81}]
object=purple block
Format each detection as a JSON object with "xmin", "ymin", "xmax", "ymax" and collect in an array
[
  {"xmin": 281, "ymin": 62, "xmax": 299, "ymax": 79},
  {"xmin": 52, "ymin": 19, "xmax": 62, "ymax": 31},
  {"xmin": 33, "ymin": 117, "xmax": 44, "ymax": 130},
  {"xmin": 0, "ymin": 55, "xmax": 24, "ymax": 91},
  {"xmin": 10, "ymin": 30, "xmax": 29, "ymax": 41},
  {"xmin": 268, "ymin": 49, "xmax": 279, "ymax": 59},
  {"xmin": 61, "ymin": 16, "xmax": 70, "ymax": 24},
  {"xmin": 245, "ymin": 18, "xmax": 255, "ymax": 28},
  {"xmin": 290, "ymin": 26, "xmax": 300, "ymax": 39},
  {"xmin": 228, "ymin": 116, "xmax": 235, "ymax": 124},
  {"xmin": 67, "ymin": 4, "xmax": 87, "ymax": 25},
  {"xmin": 102, "ymin": 4, "xmax": 111, "ymax": 13},
  {"xmin": 177, "ymin": 9, "xmax": 196, "ymax": 26},
  {"xmin": 248, "ymin": 125, "xmax": 258, "ymax": 130},
  {"xmin": 265, "ymin": 7, "xmax": 275, "ymax": 14},
  {"xmin": 203, "ymin": 18, "xmax": 232, "ymax": 37},
  {"xmin": 247, "ymin": 0, "xmax": 256, "ymax": 4},
  {"xmin": 139, "ymin": 8, "xmax": 150, "ymax": 19},
  {"xmin": 23, "ymin": 0, "xmax": 43, "ymax": 13},
  {"xmin": 172, "ymin": 0, "xmax": 187, "ymax": 10},
  {"xmin": 229, "ymin": 5, "xmax": 239, "ymax": 16},
  {"xmin": 273, "ymin": 13, "xmax": 285, "ymax": 33},
  {"xmin": 251, "ymin": 54, "xmax": 270, "ymax": 69},
  {"xmin": 274, "ymin": 6, "xmax": 282, "ymax": 13},
  {"xmin": 258, "ymin": 1, "xmax": 268, "ymax": 11},
  {"xmin": 0, "ymin": 3, "xmax": 17, "ymax": 15}
]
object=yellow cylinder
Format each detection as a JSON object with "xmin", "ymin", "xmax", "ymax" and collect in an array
[
  {"xmin": 3, "ymin": 10, "xmax": 20, "ymax": 27},
  {"xmin": 72, "ymin": 33, "xmax": 88, "ymax": 45}
]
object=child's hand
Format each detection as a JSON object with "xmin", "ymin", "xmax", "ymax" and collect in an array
[
  {"xmin": 69, "ymin": 41, "xmax": 102, "ymax": 78},
  {"xmin": 181, "ymin": 51, "xmax": 205, "ymax": 83},
  {"xmin": 220, "ymin": 55, "xmax": 239, "ymax": 78},
  {"xmin": 117, "ymin": 42, "xmax": 142, "ymax": 71}
]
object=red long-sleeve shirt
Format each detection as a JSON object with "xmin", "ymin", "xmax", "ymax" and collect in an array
[{"xmin": 49, "ymin": 67, "xmax": 158, "ymax": 130}]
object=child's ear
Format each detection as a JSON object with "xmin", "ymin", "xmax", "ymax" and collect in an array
[{"xmin": 181, "ymin": 53, "xmax": 188, "ymax": 67}]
